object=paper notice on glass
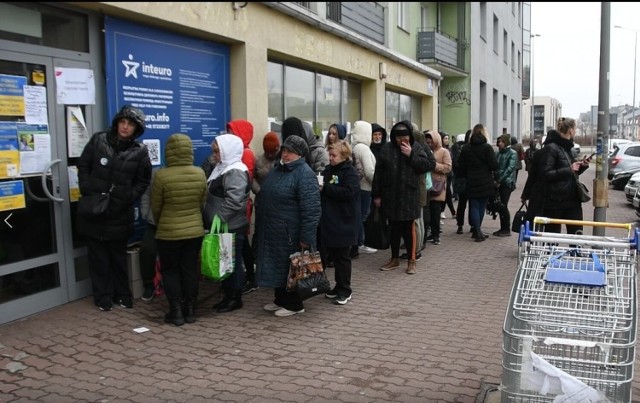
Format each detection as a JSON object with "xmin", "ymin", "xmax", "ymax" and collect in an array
[
  {"xmin": 54, "ymin": 67, "xmax": 96, "ymax": 105},
  {"xmin": 19, "ymin": 133, "xmax": 51, "ymax": 174},
  {"xmin": 68, "ymin": 166, "xmax": 80, "ymax": 202},
  {"xmin": 67, "ymin": 106, "xmax": 90, "ymax": 157},
  {"xmin": 23, "ymin": 85, "xmax": 48, "ymax": 125}
]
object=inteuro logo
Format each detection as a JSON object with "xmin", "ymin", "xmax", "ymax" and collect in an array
[{"xmin": 121, "ymin": 54, "xmax": 172, "ymax": 80}]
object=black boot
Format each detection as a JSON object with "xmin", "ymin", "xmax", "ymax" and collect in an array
[
  {"xmin": 213, "ymin": 287, "xmax": 232, "ymax": 310},
  {"xmin": 182, "ymin": 299, "xmax": 196, "ymax": 324},
  {"xmin": 165, "ymin": 299, "xmax": 185, "ymax": 326},
  {"xmin": 475, "ymin": 229, "xmax": 489, "ymax": 242},
  {"xmin": 216, "ymin": 290, "xmax": 243, "ymax": 313}
]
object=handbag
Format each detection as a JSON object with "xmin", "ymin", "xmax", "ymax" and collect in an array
[
  {"xmin": 511, "ymin": 201, "xmax": 528, "ymax": 233},
  {"xmin": 77, "ymin": 192, "xmax": 111, "ymax": 218},
  {"xmin": 576, "ymin": 179, "xmax": 591, "ymax": 203},
  {"xmin": 429, "ymin": 176, "xmax": 446, "ymax": 196},
  {"xmin": 286, "ymin": 249, "xmax": 331, "ymax": 300},
  {"xmin": 363, "ymin": 204, "xmax": 390, "ymax": 250},
  {"xmin": 201, "ymin": 215, "xmax": 235, "ymax": 281}
]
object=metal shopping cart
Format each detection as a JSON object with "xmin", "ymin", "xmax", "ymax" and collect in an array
[{"xmin": 501, "ymin": 218, "xmax": 639, "ymax": 403}]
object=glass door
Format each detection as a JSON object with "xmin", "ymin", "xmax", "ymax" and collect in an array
[{"xmin": 0, "ymin": 51, "xmax": 86, "ymax": 324}]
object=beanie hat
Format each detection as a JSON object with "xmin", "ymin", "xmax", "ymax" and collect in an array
[
  {"xmin": 329, "ymin": 124, "xmax": 347, "ymax": 140},
  {"xmin": 281, "ymin": 117, "xmax": 307, "ymax": 142},
  {"xmin": 499, "ymin": 133, "xmax": 511, "ymax": 146},
  {"xmin": 262, "ymin": 132, "xmax": 280, "ymax": 153},
  {"xmin": 281, "ymin": 135, "xmax": 309, "ymax": 157}
]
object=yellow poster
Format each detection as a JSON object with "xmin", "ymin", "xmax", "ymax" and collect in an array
[
  {"xmin": 0, "ymin": 180, "xmax": 25, "ymax": 212},
  {"xmin": 0, "ymin": 74, "xmax": 26, "ymax": 116}
]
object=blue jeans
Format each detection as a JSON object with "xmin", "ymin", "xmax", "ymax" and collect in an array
[
  {"xmin": 358, "ymin": 190, "xmax": 371, "ymax": 246},
  {"xmin": 468, "ymin": 197, "xmax": 488, "ymax": 231}
]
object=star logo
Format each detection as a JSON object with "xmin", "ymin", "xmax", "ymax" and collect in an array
[{"xmin": 122, "ymin": 54, "xmax": 140, "ymax": 79}]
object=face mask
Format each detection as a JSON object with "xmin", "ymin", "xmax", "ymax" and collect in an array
[{"xmin": 373, "ymin": 138, "xmax": 382, "ymax": 144}]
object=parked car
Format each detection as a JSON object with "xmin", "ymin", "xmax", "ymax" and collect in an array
[
  {"xmin": 633, "ymin": 188, "xmax": 640, "ymax": 219},
  {"xmin": 609, "ymin": 138, "xmax": 632, "ymax": 157},
  {"xmin": 610, "ymin": 167, "xmax": 640, "ymax": 190},
  {"xmin": 608, "ymin": 142, "xmax": 640, "ymax": 180},
  {"xmin": 624, "ymin": 171, "xmax": 640, "ymax": 202}
]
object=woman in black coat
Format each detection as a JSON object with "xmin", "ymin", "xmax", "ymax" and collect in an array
[
  {"xmin": 458, "ymin": 124, "xmax": 498, "ymax": 242},
  {"xmin": 320, "ymin": 141, "xmax": 361, "ymax": 305}
]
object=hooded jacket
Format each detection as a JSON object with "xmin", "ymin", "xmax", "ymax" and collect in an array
[
  {"xmin": 227, "ymin": 119, "xmax": 256, "ymax": 182},
  {"xmin": 281, "ymin": 117, "xmax": 329, "ymax": 174},
  {"xmin": 350, "ymin": 120, "xmax": 376, "ymax": 191},
  {"xmin": 458, "ymin": 131, "xmax": 498, "ymax": 199},
  {"xmin": 76, "ymin": 107, "xmax": 152, "ymax": 240},
  {"xmin": 151, "ymin": 134, "xmax": 207, "ymax": 240},
  {"xmin": 371, "ymin": 121, "xmax": 434, "ymax": 221},
  {"xmin": 370, "ymin": 123, "xmax": 387, "ymax": 163},
  {"xmin": 326, "ymin": 123, "xmax": 347, "ymax": 147},
  {"xmin": 203, "ymin": 135, "xmax": 250, "ymax": 233},
  {"xmin": 426, "ymin": 131, "xmax": 452, "ymax": 202},
  {"xmin": 496, "ymin": 134, "xmax": 517, "ymax": 188}
]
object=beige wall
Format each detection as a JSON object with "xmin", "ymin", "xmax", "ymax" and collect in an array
[{"xmin": 73, "ymin": 2, "xmax": 439, "ymax": 146}]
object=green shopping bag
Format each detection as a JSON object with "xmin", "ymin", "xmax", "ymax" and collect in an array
[{"xmin": 201, "ymin": 215, "xmax": 235, "ymax": 281}]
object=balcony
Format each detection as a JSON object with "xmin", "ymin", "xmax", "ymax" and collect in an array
[{"xmin": 417, "ymin": 28, "xmax": 467, "ymax": 77}]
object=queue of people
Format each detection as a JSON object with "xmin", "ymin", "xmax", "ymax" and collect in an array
[{"xmin": 77, "ymin": 107, "xmax": 587, "ymax": 324}]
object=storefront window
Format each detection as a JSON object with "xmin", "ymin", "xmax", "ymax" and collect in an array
[
  {"xmin": 385, "ymin": 90, "xmax": 421, "ymax": 132},
  {"xmin": 267, "ymin": 61, "xmax": 284, "ymax": 124},
  {"xmin": 285, "ymin": 66, "xmax": 314, "ymax": 124},
  {"xmin": 316, "ymin": 74, "xmax": 341, "ymax": 140},
  {"xmin": 268, "ymin": 61, "xmax": 361, "ymax": 136}
]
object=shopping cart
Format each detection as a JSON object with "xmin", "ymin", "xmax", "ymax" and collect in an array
[{"xmin": 501, "ymin": 218, "xmax": 639, "ymax": 403}]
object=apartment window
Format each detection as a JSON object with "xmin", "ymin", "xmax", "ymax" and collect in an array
[
  {"xmin": 420, "ymin": 5, "xmax": 428, "ymax": 30},
  {"xmin": 480, "ymin": 3, "xmax": 487, "ymax": 39},
  {"xmin": 327, "ymin": 2, "xmax": 341, "ymax": 23},
  {"xmin": 518, "ymin": 50, "xmax": 521, "ymax": 78},
  {"xmin": 493, "ymin": 15, "xmax": 499, "ymax": 55},
  {"xmin": 511, "ymin": 41, "xmax": 515, "ymax": 72},
  {"xmin": 492, "ymin": 89, "xmax": 499, "ymax": 139},
  {"xmin": 397, "ymin": 2, "xmax": 409, "ymax": 32},
  {"xmin": 503, "ymin": 95, "xmax": 508, "ymax": 121},
  {"xmin": 317, "ymin": 74, "xmax": 342, "ymax": 135},
  {"xmin": 503, "ymin": 29, "xmax": 508, "ymax": 64},
  {"xmin": 479, "ymin": 81, "xmax": 487, "ymax": 127}
]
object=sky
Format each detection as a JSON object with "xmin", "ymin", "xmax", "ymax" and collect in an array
[{"xmin": 531, "ymin": 2, "xmax": 640, "ymax": 119}]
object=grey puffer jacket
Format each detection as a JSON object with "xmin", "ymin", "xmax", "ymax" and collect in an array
[
  {"xmin": 254, "ymin": 157, "xmax": 321, "ymax": 288},
  {"xmin": 76, "ymin": 129, "xmax": 151, "ymax": 240}
]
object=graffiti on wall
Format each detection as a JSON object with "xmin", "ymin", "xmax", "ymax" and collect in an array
[{"xmin": 443, "ymin": 83, "xmax": 471, "ymax": 108}]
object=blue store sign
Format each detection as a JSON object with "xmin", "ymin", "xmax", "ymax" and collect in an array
[{"xmin": 104, "ymin": 17, "xmax": 230, "ymax": 167}]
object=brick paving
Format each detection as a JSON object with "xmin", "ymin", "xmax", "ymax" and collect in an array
[{"xmin": 1, "ymin": 161, "xmax": 639, "ymax": 403}]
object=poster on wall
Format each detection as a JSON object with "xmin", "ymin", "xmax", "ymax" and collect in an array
[
  {"xmin": 104, "ymin": 17, "xmax": 231, "ymax": 167},
  {"xmin": 0, "ymin": 74, "xmax": 27, "ymax": 116},
  {"xmin": 67, "ymin": 106, "xmax": 90, "ymax": 158}
]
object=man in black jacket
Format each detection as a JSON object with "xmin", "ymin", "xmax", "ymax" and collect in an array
[{"xmin": 77, "ymin": 105, "xmax": 152, "ymax": 312}]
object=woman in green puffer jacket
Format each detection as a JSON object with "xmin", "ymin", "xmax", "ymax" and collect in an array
[{"xmin": 151, "ymin": 133, "xmax": 207, "ymax": 326}]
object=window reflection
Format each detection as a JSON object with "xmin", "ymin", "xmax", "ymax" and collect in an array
[{"xmin": 285, "ymin": 66, "xmax": 314, "ymax": 123}]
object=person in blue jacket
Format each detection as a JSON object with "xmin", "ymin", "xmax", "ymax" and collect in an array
[{"xmin": 254, "ymin": 135, "xmax": 321, "ymax": 317}]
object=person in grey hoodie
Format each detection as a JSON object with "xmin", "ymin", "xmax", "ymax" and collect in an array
[
  {"xmin": 349, "ymin": 120, "xmax": 377, "ymax": 257},
  {"xmin": 280, "ymin": 117, "xmax": 329, "ymax": 174}
]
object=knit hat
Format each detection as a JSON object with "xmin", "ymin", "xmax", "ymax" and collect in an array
[
  {"xmin": 281, "ymin": 117, "xmax": 307, "ymax": 142},
  {"xmin": 499, "ymin": 133, "xmax": 511, "ymax": 146},
  {"xmin": 281, "ymin": 135, "xmax": 309, "ymax": 157},
  {"xmin": 262, "ymin": 132, "xmax": 280, "ymax": 153}
]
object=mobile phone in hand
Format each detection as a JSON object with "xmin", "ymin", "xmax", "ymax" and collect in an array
[{"xmin": 588, "ymin": 152, "xmax": 596, "ymax": 159}]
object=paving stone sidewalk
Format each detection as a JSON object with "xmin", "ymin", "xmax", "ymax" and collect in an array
[{"xmin": 1, "ymin": 164, "xmax": 639, "ymax": 402}]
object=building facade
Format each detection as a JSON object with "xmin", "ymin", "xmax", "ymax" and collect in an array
[{"xmin": 0, "ymin": 2, "xmax": 443, "ymax": 323}]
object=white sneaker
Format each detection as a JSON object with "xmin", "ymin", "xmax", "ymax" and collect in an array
[
  {"xmin": 263, "ymin": 303, "xmax": 281, "ymax": 311},
  {"xmin": 440, "ymin": 212, "xmax": 446, "ymax": 219},
  {"xmin": 358, "ymin": 245, "xmax": 377, "ymax": 254},
  {"xmin": 274, "ymin": 307, "xmax": 305, "ymax": 317}
]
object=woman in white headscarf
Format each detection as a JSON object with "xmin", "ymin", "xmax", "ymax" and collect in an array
[{"xmin": 203, "ymin": 134, "xmax": 251, "ymax": 314}]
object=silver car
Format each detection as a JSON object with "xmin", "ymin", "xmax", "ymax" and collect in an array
[
  {"xmin": 608, "ymin": 142, "xmax": 640, "ymax": 180},
  {"xmin": 624, "ymin": 171, "xmax": 640, "ymax": 203}
]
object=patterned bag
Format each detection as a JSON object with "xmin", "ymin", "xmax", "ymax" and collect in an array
[
  {"xmin": 286, "ymin": 250, "xmax": 331, "ymax": 300},
  {"xmin": 201, "ymin": 215, "xmax": 235, "ymax": 281}
]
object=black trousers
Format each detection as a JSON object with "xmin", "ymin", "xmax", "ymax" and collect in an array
[
  {"xmin": 389, "ymin": 220, "xmax": 416, "ymax": 259},
  {"xmin": 429, "ymin": 200, "xmax": 444, "ymax": 239},
  {"xmin": 157, "ymin": 237, "xmax": 202, "ymax": 302},
  {"xmin": 543, "ymin": 205, "xmax": 584, "ymax": 234},
  {"xmin": 139, "ymin": 224, "xmax": 157, "ymax": 288},
  {"xmin": 86, "ymin": 238, "xmax": 130, "ymax": 305},
  {"xmin": 327, "ymin": 246, "xmax": 352, "ymax": 297},
  {"xmin": 456, "ymin": 192, "xmax": 469, "ymax": 228},
  {"xmin": 497, "ymin": 185, "xmax": 514, "ymax": 231}
]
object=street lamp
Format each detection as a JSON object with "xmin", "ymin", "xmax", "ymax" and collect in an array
[
  {"xmin": 615, "ymin": 25, "xmax": 638, "ymax": 140},
  {"xmin": 531, "ymin": 33, "xmax": 540, "ymax": 140}
]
